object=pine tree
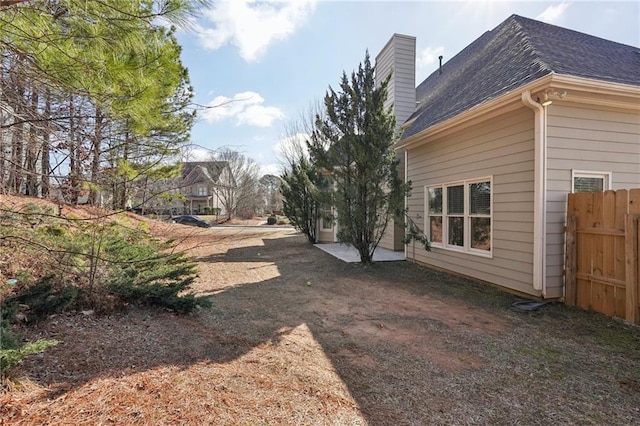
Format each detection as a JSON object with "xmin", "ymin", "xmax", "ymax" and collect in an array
[
  {"xmin": 0, "ymin": 1, "xmax": 197, "ymax": 201},
  {"xmin": 308, "ymin": 52, "xmax": 408, "ymax": 264}
]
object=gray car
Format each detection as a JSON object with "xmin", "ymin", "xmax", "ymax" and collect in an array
[{"xmin": 170, "ymin": 215, "xmax": 211, "ymax": 228}]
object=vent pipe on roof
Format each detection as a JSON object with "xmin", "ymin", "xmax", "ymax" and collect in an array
[{"xmin": 438, "ymin": 55, "xmax": 443, "ymax": 74}]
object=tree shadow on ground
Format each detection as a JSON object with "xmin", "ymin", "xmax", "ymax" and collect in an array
[{"xmin": 11, "ymin": 230, "xmax": 640, "ymax": 425}]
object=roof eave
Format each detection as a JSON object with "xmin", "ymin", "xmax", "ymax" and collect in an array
[
  {"xmin": 397, "ymin": 75, "xmax": 554, "ymax": 151},
  {"xmin": 546, "ymin": 74, "xmax": 640, "ymax": 110},
  {"xmin": 396, "ymin": 73, "xmax": 640, "ymax": 151}
]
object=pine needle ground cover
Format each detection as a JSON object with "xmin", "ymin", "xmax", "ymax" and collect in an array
[{"xmin": 2, "ymin": 219, "xmax": 640, "ymax": 424}]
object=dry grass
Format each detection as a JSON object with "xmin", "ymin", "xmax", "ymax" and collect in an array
[{"xmin": 2, "ymin": 206, "xmax": 640, "ymax": 424}]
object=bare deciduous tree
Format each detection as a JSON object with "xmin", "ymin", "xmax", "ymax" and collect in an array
[{"xmin": 212, "ymin": 148, "xmax": 261, "ymax": 220}]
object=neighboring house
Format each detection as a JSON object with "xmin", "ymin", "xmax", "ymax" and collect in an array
[
  {"xmin": 378, "ymin": 14, "xmax": 639, "ymax": 298},
  {"xmin": 181, "ymin": 161, "xmax": 235, "ymax": 215}
]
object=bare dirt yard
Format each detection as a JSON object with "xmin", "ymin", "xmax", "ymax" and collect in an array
[{"xmin": 2, "ymin": 223, "xmax": 640, "ymax": 425}]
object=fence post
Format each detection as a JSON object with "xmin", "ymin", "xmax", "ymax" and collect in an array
[
  {"xmin": 625, "ymin": 214, "xmax": 639, "ymax": 324},
  {"xmin": 565, "ymin": 215, "xmax": 577, "ymax": 305}
]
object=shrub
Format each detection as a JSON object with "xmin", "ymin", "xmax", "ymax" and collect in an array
[
  {"xmin": 106, "ymin": 243, "xmax": 211, "ymax": 313},
  {"xmin": 9, "ymin": 279, "xmax": 78, "ymax": 321},
  {"xmin": 1, "ymin": 339, "xmax": 59, "ymax": 379},
  {"xmin": 0, "ymin": 206, "xmax": 208, "ymax": 315},
  {"xmin": 267, "ymin": 215, "xmax": 277, "ymax": 225},
  {"xmin": 0, "ymin": 302, "xmax": 18, "ymax": 350},
  {"xmin": 0, "ymin": 296, "xmax": 59, "ymax": 379},
  {"xmin": 0, "ymin": 204, "xmax": 212, "ymax": 380},
  {"xmin": 237, "ymin": 209, "xmax": 255, "ymax": 220}
]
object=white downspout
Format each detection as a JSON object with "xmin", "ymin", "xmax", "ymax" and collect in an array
[
  {"xmin": 404, "ymin": 149, "xmax": 408, "ymax": 259},
  {"xmin": 521, "ymin": 90, "xmax": 547, "ymax": 296}
]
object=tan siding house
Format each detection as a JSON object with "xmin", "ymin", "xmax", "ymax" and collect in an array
[
  {"xmin": 386, "ymin": 14, "xmax": 640, "ymax": 298},
  {"xmin": 405, "ymin": 107, "xmax": 536, "ymax": 295},
  {"xmin": 376, "ymin": 34, "xmax": 415, "ymax": 251},
  {"xmin": 544, "ymin": 103, "xmax": 640, "ymax": 296}
]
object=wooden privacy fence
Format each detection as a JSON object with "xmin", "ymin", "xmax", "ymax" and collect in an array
[{"xmin": 565, "ymin": 189, "xmax": 640, "ymax": 324}]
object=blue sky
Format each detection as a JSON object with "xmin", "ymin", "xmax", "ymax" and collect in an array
[{"xmin": 174, "ymin": 1, "xmax": 640, "ymax": 175}]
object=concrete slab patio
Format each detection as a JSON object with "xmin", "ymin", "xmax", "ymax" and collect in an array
[{"xmin": 314, "ymin": 243, "xmax": 406, "ymax": 262}]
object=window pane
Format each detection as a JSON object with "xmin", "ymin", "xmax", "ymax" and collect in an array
[
  {"xmin": 321, "ymin": 206, "xmax": 333, "ymax": 230},
  {"xmin": 447, "ymin": 185, "xmax": 464, "ymax": 215},
  {"xmin": 574, "ymin": 177, "xmax": 604, "ymax": 193},
  {"xmin": 428, "ymin": 187, "xmax": 442, "ymax": 214},
  {"xmin": 448, "ymin": 216, "xmax": 464, "ymax": 246},
  {"xmin": 471, "ymin": 217, "xmax": 491, "ymax": 251},
  {"xmin": 430, "ymin": 216, "xmax": 442, "ymax": 243},
  {"xmin": 470, "ymin": 181, "xmax": 491, "ymax": 215}
]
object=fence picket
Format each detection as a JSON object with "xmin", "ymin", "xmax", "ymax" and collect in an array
[{"xmin": 566, "ymin": 189, "xmax": 639, "ymax": 324}]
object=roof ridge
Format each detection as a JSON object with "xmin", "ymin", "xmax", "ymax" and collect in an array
[
  {"xmin": 511, "ymin": 13, "xmax": 640, "ymax": 49},
  {"xmin": 403, "ymin": 13, "xmax": 640, "ymax": 139},
  {"xmin": 507, "ymin": 15, "xmax": 554, "ymax": 74}
]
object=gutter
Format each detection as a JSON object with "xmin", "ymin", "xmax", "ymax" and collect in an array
[
  {"xmin": 521, "ymin": 90, "xmax": 547, "ymax": 296},
  {"xmin": 396, "ymin": 73, "xmax": 638, "ymax": 153}
]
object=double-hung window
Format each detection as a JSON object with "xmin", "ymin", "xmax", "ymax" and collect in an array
[
  {"xmin": 447, "ymin": 185, "xmax": 465, "ymax": 247},
  {"xmin": 321, "ymin": 205, "xmax": 333, "ymax": 230},
  {"xmin": 427, "ymin": 187, "xmax": 443, "ymax": 244},
  {"xmin": 425, "ymin": 177, "xmax": 492, "ymax": 256}
]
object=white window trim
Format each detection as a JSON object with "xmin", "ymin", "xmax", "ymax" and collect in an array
[
  {"xmin": 424, "ymin": 186, "xmax": 443, "ymax": 248},
  {"xmin": 321, "ymin": 206, "xmax": 333, "ymax": 231},
  {"xmin": 424, "ymin": 176, "xmax": 493, "ymax": 258},
  {"xmin": 571, "ymin": 170, "xmax": 611, "ymax": 193}
]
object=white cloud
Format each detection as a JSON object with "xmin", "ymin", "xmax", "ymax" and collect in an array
[
  {"xmin": 238, "ymin": 104, "xmax": 285, "ymax": 127},
  {"xmin": 416, "ymin": 46, "xmax": 445, "ymax": 80},
  {"xmin": 196, "ymin": 0, "xmax": 317, "ymax": 62},
  {"xmin": 274, "ymin": 132, "xmax": 309, "ymax": 157},
  {"xmin": 183, "ymin": 147, "xmax": 213, "ymax": 162},
  {"xmin": 260, "ymin": 162, "xmax": 282, "ymax": 177},
  {"xmin": 536, "ymin": 2, "xmax": 570, "ymax": 24},
  {"xmin": 202, "ymin": 91, "xmax": 284, "ymax": 127}
]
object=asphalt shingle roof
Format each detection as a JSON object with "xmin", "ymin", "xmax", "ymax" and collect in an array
[
  {"xmin": 182, "ymin": 161, "xmax": 228, "ymax": 185},
  {"xmin": 403, "ymin": 14, "xmax": 640, "ymax": 139}
]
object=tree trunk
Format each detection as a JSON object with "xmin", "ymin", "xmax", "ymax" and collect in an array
[
  {"xmin": 68, "ymin": 96, "xmax": 79, "ymax": 204},
  {"xmin": 0, "ymin": 56, "xmax": 6, "ymax": 192},
  {"xmin": 113, "ymin": 130, "xmax": 130, "ymax": 210},
  {"xmin": 89, "ymin": 108, "xmax": 104, "ymax": 205},
  {"xmin": 41, "ymin": 88, "xmax": 51, "ymax": 198},
  {"xmin": 24, "ymin": 86, "xmax": 39, "ymax": 196},
  {"xmin": 8, "ymin": 83, "xmax": 24, "ymax": 194}
]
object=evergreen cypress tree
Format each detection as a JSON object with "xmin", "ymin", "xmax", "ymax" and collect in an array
[
  {"xmin": 309, "ymin": 52, "xmax": 408, "ymax": 264},
  {"xmin": 281, "ymin": 155, "xmax": 327, "ymax": 243}
]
